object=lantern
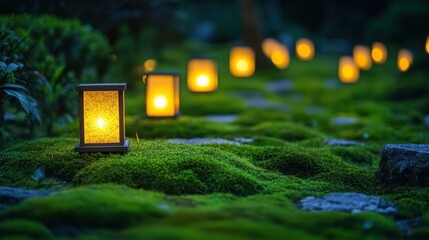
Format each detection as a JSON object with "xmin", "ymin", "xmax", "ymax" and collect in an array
[
  {"xmin": 338, "ymin": 56, "xmax": 359, "ymax": 83},
  {"xmin": 371, "ymin": 42, "xmax": 387, "ymax": 64},
  {"xmin": 75, "ymin": 83, "xmax": 129, "ymax": 153},
  {"xmin": 296, "ymin": 38, "xmax": 314, "ymax": 61},
  {"xmin": 426, "ymin": 35, "xmax": 429, "ymax": 54},
  {"xmin": 353, "ymin": 45, "xmax": 372, "ymax": 70},
  {"xmin": 229, "ymin": 46, "xmax": 255, "ymax": 77},
  {"xmin": 397, "ymin": 49, "xmax": 413, "ymax": 72},
  {"xmin": 187, "ymin": 58, "xmax": 218, "ymax": 92},
  {"xmin": 144, "ymin": 71, "xmax": 180, "ymax": 118},
  {"xmin": 262, "ymin": 38, "xmax": 290, "ymax": 69}
]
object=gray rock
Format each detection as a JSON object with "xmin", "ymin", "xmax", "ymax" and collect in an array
[
  {"xmin": 424, "ymin": 115, "xmax": 429, "ymax": 125},
  {"xmin": 231, "ymin": 91, "xmax": 289, "ymax": 111},
  {"xmin": 168, "ymin": 138, "xmax": 242, "ymax": 146},
  {"xmin": 331, "ymin": 117, "xmax": 358, "ymax": 126},
  {"xmin": 234, "ymin": 137, "xmax": 253, "ymax": 143},
  {"xmin": 396, "ymin": 218, "xmax": 422, "ymax": 236},
  {"xmin": 31, "ymin": 166, "xmax": 45, "ymax": 181},
  {"xmin": 266, "ymin": 80, "xmax": 293, "ymax": 94},
  {"xmin": 0, "ymin": 186, "xmax": 54, "ymax": 206},
  {"xmin": 300, "ymin": 192, "xmax": 397, "ymax": 215},
  {"xmin": 376, "ymin": 144, "xmax": 429, "ymax": 186},
  {"xmin": 206, "ymin": 114, "xmax": 237, "ymax": 124},
  {"xmin": 325, "ymin": 139, "xmax": 365, "ymax": 147}
]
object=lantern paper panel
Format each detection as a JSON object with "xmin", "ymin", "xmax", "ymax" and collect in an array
[
  {"xmin": 296, "ymin": 38, "xmax": 314, "ymax": 61},
  {"xmin": 229, "ymin": 46, "xmax": 255, "ymax": 77},
  {"xmin": 146, "ymin": 72, "xmax": 179, "ymax": 117},
  {"xmin": 270, "ymin": 44, "xmax": 290, "ymax": 69},
  {"xmin": 371, "ymin": 42, "xmax": 387, "ymax": 64},
  {"xmin": 353, "ymin": 45, "xmax": 372, "ymax": 70},
  {"xmin": 397, "ymin": 49, "xmax": 413, "ymax": 72},
  {"xmin": 83, "ymin": 91, "xmax": 120, "ymax": 144},
  {"xmin": 75, "ymin": 83, "xmax": 129, "ymax": 154},
  {"xmin": 339, "ymin": 56, "xmax": 359, "ymax": 83},
  {"xmin": 187, "ymin": 58, "xmax": 218, "ymax": 92}
]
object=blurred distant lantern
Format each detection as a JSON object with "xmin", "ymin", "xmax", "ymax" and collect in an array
[
  {"xmin": 262, "ymin": 38, "xmax": 290, "ymax": 69},
  {"xmin": 187, "ymin": 58, "xmax": 218, "ymax": 92},
  {"xmin": 144, "ymin": 71, "xmax": 180, "ymax": 117},
  {"xmin": 229, "ymin": 46, "xmax": 255, "ymax": 77},
  {"xmin": 371, "ymin": 42, "xmax": 387, "ymax": 64},
  {"xmin": 295, "ymin": 38, "xmax": 314, "ymax": 61},
  {"xmin": 397, "ymin": 49, "xmax": 413, "ymax": 72},
  {"xmin": 353, "ymin": 45, "xmax": 372, "ymax": 70},
  {"xmin": 338, "ymin": 56, "xmax": 359, "ymax": 83},
  {"xmin": 144, "ymin": 59, "xmax": 157, "ymax": 72},
  {"xmin": 262, "ymin": 38, "xmax": 279, "ymax": 57},
  {"xmin": 426, "ymin": 35, "xmax": 429, "ymax": 54},
  {"xmin": 75, "ymin": 83, "xmax": 129, "ymax": 153}
]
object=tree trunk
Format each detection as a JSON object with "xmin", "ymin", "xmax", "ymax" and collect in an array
[{"xmin": 238, "ymin": 0, "xmax": 269, "ymax": 69}]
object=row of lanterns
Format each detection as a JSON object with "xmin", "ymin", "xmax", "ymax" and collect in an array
[{"xmin": 75, "ymin": 36, "xmax": 428, "ymax": 153}]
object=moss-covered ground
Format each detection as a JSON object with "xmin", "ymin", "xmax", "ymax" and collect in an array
[{"xmin": 1, "ymin": 42, "xmax": 429, "ymax": 239}]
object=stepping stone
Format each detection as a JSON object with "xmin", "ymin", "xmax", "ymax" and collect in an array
[
  {"xmin": 331, "ymin": 117, "xmax": 358, "ymax": 126},
  {"xmin": 231, "ymin": 91, "xmax": 289, "ymax": 111},
  {"xmin": 300, "ymin": 192, "xmax": 397, "ymax": 215},
  {"xmin": 233, "ymin": 137, "xmax": 253, "ymax": 143},
  {"xmin": 206, "ymin": 114, "xmax": 237, "ymax": 123},
  {"xmin": 424, "ymin": 115, "xmax": 429, "ymax": 125},
  {"xmin": 325, "ymin": 139, "xmax": 365, "ymax": 147},
  {"xmin": 376, "ymin": 144, "xmax": 429, "ymax": 187},
  {"xmin": 168, "ymin": 138, "xmax": 244, "ymax": 146},
  {"xmin": 325, "ymin": 78, "xmax": 342, "ymax": 89},
  {"xmin": 266, "ymin": 79, "xmax": 293, "ymax": 94},
  {"xmin": 0, "ymin": 186, "xmax": 54, "ymax": 207}
]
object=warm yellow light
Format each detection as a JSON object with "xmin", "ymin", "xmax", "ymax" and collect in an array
[
  {"xmin": 187, "ymin": 59, "xmax": 218, "ymax": 92},
  {"xmin": 146, "ymin": 74, "xmax": 179, "ymax": 117},
  {"xmin": 262, "ymin": 38, "xmax": 280, "ymax": 57},
  {"xmin": 371, "ymin": 42, "xmax": 387, "ymax": 64},
  {"xmin": 296, "ymin": 38, "xmax": 314, "ymax": 61},
  {"xmin": 397, "ymin": 49, "xmax": 413, "ymax": 72},
  {"xmin": 96, "ymin": 118, "xmax": 106, "ymax": 129},
  {"xmin": 83, "ymin": 91, "xmax": 119, "ymax": 143},
  {"xmin": 353, "ymin": 45, "xmax": 372, "ymax": 70},
  {"xmin": 426, "ymin": 35, "xmax": 429, "ymax": 53},
  {"xmin": 270, "ymin": 45, "xmax": 290, "ymax": 69},
  {"xmin": 339, "ymin": 56, "xmax": 359, "ymax": 83},
  {"xmin": 144, "ymin": 59, "xmax": 157, "ymax": 72},
  {"xmin": 196, "ymin": 75, "xmax": 209, "ymax": 87},
  {"xmin": 230, "ymin": 46, "xmax": 255, "ymax": 77},
  {"xmin": 236, "ymin": 60, "xmax": 249, "ymax": 71},
  {"xmin": 154, "ymin": 96, "xmax": 167, "ymax": 109}
]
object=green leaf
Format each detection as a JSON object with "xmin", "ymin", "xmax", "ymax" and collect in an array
[
  {"xmin": 0, "ymin": 83, "xmax": 29, "ymax": 93},
  {"xmin": 4, "ymin": 89, "xmax": 31, "ymax": 114},
  {"xmin": 51, "ymin": 65, "xmax": 65, "ymax": 86},
  {"xmin": 6, "ymin": 63, "xmax": 19, "ymax": 73}
]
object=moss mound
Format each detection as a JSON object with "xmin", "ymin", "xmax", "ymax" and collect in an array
[{"xmin": 248, "ymin": 122, "xmax": 325, "ymax": 141}]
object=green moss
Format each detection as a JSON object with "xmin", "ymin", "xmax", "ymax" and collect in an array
[
  {"xmin": 127, "ymin": 116, "xmax": 239, "ymax": 139},
  {"xmin": 248, "ymin": 122, "xmax": 325, "ymax": 142},
  {"xmin": 0, "ymin": 219, "xmax": 52, "ymax": 239},
  {"xmin": 330, "ymin": 146, "xmax": 378, "ymax": 166},
  {"xmin": 1, "ymin": 185, "xmax": 168, "ymax": 228},
  {"xmin": 235, "ymin": 109, "xmax": 291, "ymax": 126}
]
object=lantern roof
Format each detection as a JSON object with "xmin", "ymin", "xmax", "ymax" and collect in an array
[{"xmin": 76, "ymin": 83, "xmax": 127, "ymax": 91}]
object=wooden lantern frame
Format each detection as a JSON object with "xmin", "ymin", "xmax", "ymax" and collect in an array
[{"xmin": 75, "ymin": 83, "xmax": 129, "ymax": 153}]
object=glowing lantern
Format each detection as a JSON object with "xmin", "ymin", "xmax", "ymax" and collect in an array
[
  {"xmin": 144, "ymin": 71, "xmax": 180, "ymax": 117},
  {"xmin": 75, "ymin": 83, "xmax": 129, "ymax": 153},
  {"xmin": 338, "ymin": 56, "xmax": 359, "ymax": 83},
  {"xmin": 262, "ymin": 38, "xmax": 280, "ymax": 57},
  {"xmin": 397, "ymin": 49, "xmax": 413, "ymax": 72},
  {"xmin": 229, "ymin": 46, "xmax": 255, "ymax": 77},
  {"xmin": 425, "ymin": 35, "xmax": 429, "ymax": 54},
  {"xmin": 144, "ymin": 59, "xmax": 157, "ymax": 72},
  {"xmin": 371, "ymin": 42, "xmax": 387, "ymax": 64},
  {"xmin": 296, "ymin": 38, "xmax": 314, "ymax": 61},
  {"xmin": 270, "ymin": 44, "xmax": 290, "ymax": 69},
  {"xmin": 353, "ymin": 45, "xmax": 372, "ymax": 70},
  {"xmin": 187, "ymin": 58, "xmax": 218, "ymax": 92}
]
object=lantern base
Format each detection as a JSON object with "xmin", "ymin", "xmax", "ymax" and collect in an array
[{"xmin": 75, "ymin": 140, "xmax": 130, "ymax": 154}]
